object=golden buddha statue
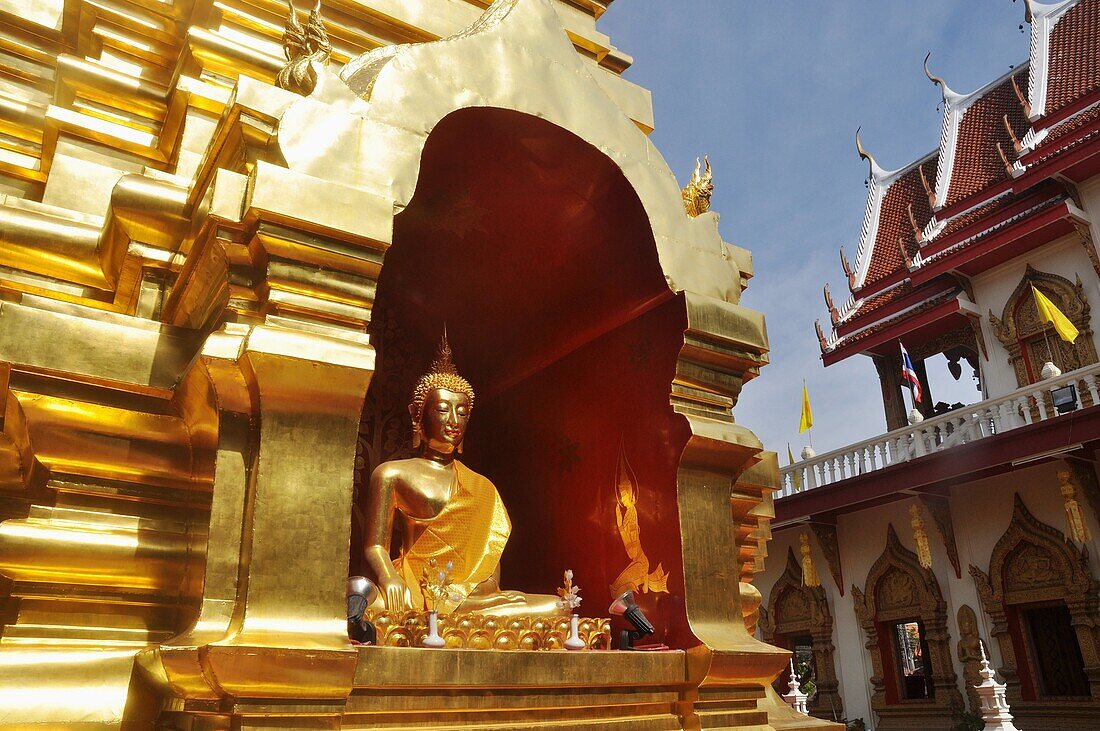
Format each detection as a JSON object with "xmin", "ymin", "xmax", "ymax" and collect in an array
[{"xmin": 363, "ymin": 333, "xmax": 560, "ymax": 616}]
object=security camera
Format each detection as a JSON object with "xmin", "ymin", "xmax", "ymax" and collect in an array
[
  {"xmin": 346, "ymin": 576, "xmax": 379, "ymax": 645},
  {"xmin": 608, "ymin": 590, "xmax": 654, "ymax": 650}
]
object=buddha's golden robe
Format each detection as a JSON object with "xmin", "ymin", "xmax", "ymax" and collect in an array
[{"xmin": 394, "ymin": 461, "xmax": 511, "ymax": 612}]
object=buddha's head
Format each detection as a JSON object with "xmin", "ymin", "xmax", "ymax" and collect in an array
[{"xmin": 410, "ymin": 331, "xmax": 475, "ymax": 453}]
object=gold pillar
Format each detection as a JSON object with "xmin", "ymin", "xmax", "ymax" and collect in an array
[{"xmin": 155, "ymin": 325, "xmax": 375, "ymax": 719}]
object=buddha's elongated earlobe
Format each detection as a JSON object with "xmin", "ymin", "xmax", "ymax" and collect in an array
[{"xmin": 409, "ymin": 402, "xmax": 423, "ymax": 448}]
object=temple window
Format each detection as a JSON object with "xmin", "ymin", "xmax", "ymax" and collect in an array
[
  {"xmin": 1017, "ymin": 602, "xmax": 1090, "ymax": 698},
  {"xmin": 759, "ymin": 548, "xmax": 843, "ymax": 719},
  {"xmin": 989, "ymin": 266, "xmax": 1099, "ymax": 389},
  {"xmin": 889, "ymin": 619, "xmax": 934, "ymax": 701},
  {"xmin": 971, "ymin": 493, "xmax": 1100, "ymax": 719},
  {"xmin": 852, "ymin": 525, "xmax": 962, "ymax": 724}
]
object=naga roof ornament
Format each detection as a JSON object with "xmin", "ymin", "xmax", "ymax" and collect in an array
[
  {"xmin": 682, "ymin": 155, "xmax": 714, "ymax": 217},
  {"xmin": 277, "ymin": 0, "xmax": 332, "ymax": 96}
]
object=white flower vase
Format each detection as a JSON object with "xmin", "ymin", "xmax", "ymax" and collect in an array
[
  {"xmin": 564, "ymin": 613, "xmax": 585, "ymax": 650},
  {"xmin": 423, "ymin": 609, "xmax": 446, "ymax": 648}
]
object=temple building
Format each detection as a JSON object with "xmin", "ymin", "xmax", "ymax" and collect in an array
[
  {"xmin": 0, "ymin": 0, "xmax": 812, "ymax": 730},
  {"xmin": 758, "ymin": 1, "xmax": 1100, "ymax": 730}
]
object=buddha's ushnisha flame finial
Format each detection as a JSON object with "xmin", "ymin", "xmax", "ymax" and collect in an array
[
  {"xmin": 410, "ymin": 328, "xmax": 476, "ymax": 448},
  {"xmin": 429, "ymin": 325, "xmax": 460, "ymax": 377}
]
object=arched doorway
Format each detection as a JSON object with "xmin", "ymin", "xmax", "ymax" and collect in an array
[
  {"xmin": 852, "ymin": 525, "xmax": 962, "ymax": 730},
  {"xmin": 970, "ymin": 495, "xmax": 1100, "ymax": 727},
  {"xmin": 353, "ymin": 107, "xmax": 694, "ymax": 646},
  {"xmin": 760, "ymin": 547, "xmax": 844, "ymax": 720}
]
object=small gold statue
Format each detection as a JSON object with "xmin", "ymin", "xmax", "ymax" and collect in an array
[
  {"xmin": 799, "ymin": 532, "xmax": 820, "ymax": 588},
  {"xmin": 1057, "ymin": 468, "xmax": 1091, "ymax": 543},
  {"xmin": 362, "ymin": 332, "xmax": 560, "ymax": 616},
  {"xmin": 681, "ymin": 155, "xmax": 713, "ymax": 217}
]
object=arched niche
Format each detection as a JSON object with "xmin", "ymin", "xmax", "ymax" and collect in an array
[
  {"xmin": 299, "ymin": 0, "xmax": 784, "ymax": 686},
  {"xmin": 760, "ymin": 547, "xmax": 843, "ymax": 719},
  {"xmin": 970, "ymin": 494, "xmax": 1100, "ymax": 722},
  {"xmin": 353, "ymin": 106, "xmax": 694, "ymax": 646},
  {"xmin": 989, "ymin": 265, "xmax": 1098, "ymax": 387},
  {"xmin": 852, "ymin": 525, "xmax": 961, "ymax": 730}
]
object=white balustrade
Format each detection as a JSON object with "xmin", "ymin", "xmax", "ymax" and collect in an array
[{"xmin": 779, "ymin": 362, "xmax": 1100, "ymax": 498}]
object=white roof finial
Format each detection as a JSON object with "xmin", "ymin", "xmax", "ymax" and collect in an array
[
  {"xmin": 855, "ymin": 126, "xmax": 888, "ymax": 180},
  {"xmin": 923, "ymin": 51, "xmax": 955, "ymax": 99}
]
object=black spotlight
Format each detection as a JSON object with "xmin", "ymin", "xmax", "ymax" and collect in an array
[
  {"xmin": 1052, "ymin": 384, "xmax": 1079, "ymax": 415},
  {"xmin": 608, "ymin": 590, "xmax": 654, "ymax": 650},
  {"xmin": 346, "ymin": 576, "xmax": 378, "ymax": 645}
]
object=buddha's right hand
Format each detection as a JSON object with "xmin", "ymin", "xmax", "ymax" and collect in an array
[{"xmin": 380, "ymin": 575, "xmax": 411, "ymax": 611}]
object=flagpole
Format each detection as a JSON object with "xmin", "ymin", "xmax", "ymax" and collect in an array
[
  {"xmin": 803, "ymin": 379, "xmax": 813, "ymax": 448},
  {"xmin": 901, "ymin": 341, "xmax": 916, "ymax": 414}
]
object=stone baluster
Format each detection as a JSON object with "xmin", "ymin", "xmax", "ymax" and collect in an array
[
  {"xmin": 912, "ymin": 426, "xmax": 927, "ymax": 458},
  {"xmin": 1034, "ymin": 392, "xmax": 1049, "ymax": 421},
  {"xmin": 990, "ymin": 403, "xmax": 1003, "ymax": 433},
  {"xmin": 977, "ymin": 409, "xmax": 991, "ymax": 439},
  {"xmin": 1085, "ymin": 373, "xmax": 1099, "ymax": 406}
]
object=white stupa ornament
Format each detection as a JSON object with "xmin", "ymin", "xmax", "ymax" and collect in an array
[
  {"xmin": 781, "ymin": 658, "xmax": 809, "ymax": 715},
  {"xmin": 974, "ymin": 643, "xmax": 1019, "ymax": 731}
]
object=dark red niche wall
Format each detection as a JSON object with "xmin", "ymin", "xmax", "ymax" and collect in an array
[{"xmin": 470, "ymin": 296, "xmax": 691, "ymax": 648}]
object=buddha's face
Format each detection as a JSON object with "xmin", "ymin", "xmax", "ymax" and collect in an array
[{"xmin": 418, "ymin": 387, "xmax": 471, "ymax": 455}]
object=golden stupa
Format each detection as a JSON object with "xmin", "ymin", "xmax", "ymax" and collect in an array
[{"xmin": 0, "ymin": 0, "xmax": 836, "ymax": 728}]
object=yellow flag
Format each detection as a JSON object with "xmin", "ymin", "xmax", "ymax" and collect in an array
[
  {"xmin": 787, "ymin": 443, "xmax": 802, "ymax": 491},
  {"xmin": 799, "ymin": 383, "xmax": 813, "ymax": 433},
  {"xmin": 1032, "ymin": 286, "xmax": 1079, "ymax": 343}
]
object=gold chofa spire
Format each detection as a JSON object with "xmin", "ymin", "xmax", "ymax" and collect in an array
[
  {"xmin": 410, "ymin": 329, "xmax": 476, "ymax": 445},
  {"xmin": 682, "ymin": 155, "xmax": 714, "ymax": 217}
]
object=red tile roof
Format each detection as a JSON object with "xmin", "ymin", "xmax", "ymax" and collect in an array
[
  {"xmin": 847, "ymin": 283, "xmax": 913, "ymax": 322},
  {"xmin": 832, "ymin": 287, "xmax": 960, "ymax": 350},
  {"xmin": 937, "ymin": 193, "xmax": 1016, "ymax": 241},
  {"xmin": 1046, "ymin": 0, "xmax": 1100, "ymax": 116},
  {"xmin": 824, "ymin": 0, "xmax": 1100, "ymax": 365},
  {"xmin": 945, "ymin": 71, "xmax": 1030, "ymax": 208},
  {"xmin": 863, "ymin": 157, "xmax": 937, "ymax": 288},
  {"xmin": 1033, "ymin": 101, "xmax": 1100, "ymax": 155}
]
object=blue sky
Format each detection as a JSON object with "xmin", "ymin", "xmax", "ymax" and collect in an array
[{"xmin": 600, "ymin": 1, "xmax": 1029, "ymax": 458}]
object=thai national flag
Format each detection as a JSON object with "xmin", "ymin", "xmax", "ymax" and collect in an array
[{"xmin": 900, "ymin": 342, "xmax": 922, "ymax": 403}]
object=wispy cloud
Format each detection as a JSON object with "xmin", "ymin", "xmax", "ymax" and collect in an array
[{"xmin": 601, "ymin": 1, "xmax": 1025, "ymax": 457}]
